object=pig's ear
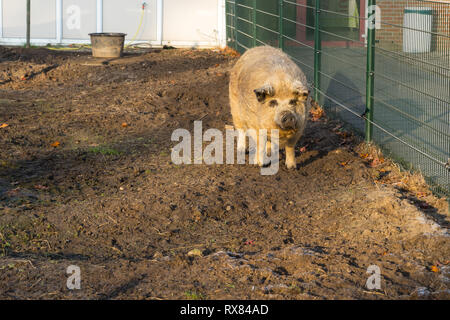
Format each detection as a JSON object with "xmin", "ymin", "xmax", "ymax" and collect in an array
[
  {"xmin": 254, "ymin": 84, "xmax": 274, "ymax": 103},
  {"xmin": 293, "ymin": 81, "xmax": 309, "ymax": 100}
]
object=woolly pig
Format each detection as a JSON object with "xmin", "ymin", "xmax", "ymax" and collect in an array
[{"xmin": 229, "ymin": 46, "xmax": 310, "ymax": 169}]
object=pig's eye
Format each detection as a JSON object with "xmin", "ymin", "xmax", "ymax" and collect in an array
[
  {"xmin": 269, "ymin": 100, "xmax": 278, "ymax": 107},
  {"xmin": 289, "ymin": 99, "xmax": 297, "ymax": 105}
]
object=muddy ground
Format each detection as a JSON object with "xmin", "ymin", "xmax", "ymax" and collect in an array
[{"xmin": 0, "ymin": 46, "xmax": 448, "ymax": 300}]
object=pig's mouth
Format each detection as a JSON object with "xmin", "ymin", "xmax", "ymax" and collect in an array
[{"xmin": 276, "ymin": 111, "xmax": 298, "ymax": 131}]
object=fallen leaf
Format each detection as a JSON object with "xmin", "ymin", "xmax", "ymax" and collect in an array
[
  {"xmin": 6, "ymin": 188, "xmax": 20, "ymax": 197},
  {"xmin": 299, "ymin": 146, "xmax": 307, "ymax": 153},
  {"xmin": 34, "ymin": 185, "xmax": 49, "ymax": 190},
  {"xmin": 0, "ymin": 123, "xmax": 9, "ymax": 128},
  {"xmin": 337, "ymin": 131, "xmax": 350, "ymax": 138},
  {"xmin": 192, "ymin": 209, "xmax": 202, "ymax": 222},
  {"xmin": 369, "ymin": 157, "xmax": 384, "ymax": 167},
  {"xmin": 187, "ymin": 249, "xmax": 203, "ymax": 257},
  {"xmin": 430, "ymin": 265, "xmax": 440, "ymax": 273},
  {"xmin": 416, "ymin": 192, "xmax": 427, "ymax": 198},
  {"xmin": 121, "ymin": 122, "xmax": 128, "ymax": 128},
  {"xmin": 310, "ymin": 105, "xmax": 325, "ymax": 121},
  {"xmin": 340, "ymin": 161, "xmax": 350, "ymax": 167},
  {"xmin": 51, "ymin": 141, "xmax": 60, "ymax": 148},
  {"xmin": 221, "ymin": 47, "xmax": 240, "ymax": 57}
]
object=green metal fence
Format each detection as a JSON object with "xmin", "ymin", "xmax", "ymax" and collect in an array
[{"xmin": 226, "ymin": 0, "xmax": 449, "ymax": 198}]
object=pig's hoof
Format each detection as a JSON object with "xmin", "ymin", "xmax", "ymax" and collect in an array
[{"xmin": 286, "ymin": 162, "xmax": 297, "ymax": 169}]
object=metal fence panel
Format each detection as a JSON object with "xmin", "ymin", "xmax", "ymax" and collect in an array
[{"xmin": 372, "ymin": 0, "xmax": 449, "ymax": 197}]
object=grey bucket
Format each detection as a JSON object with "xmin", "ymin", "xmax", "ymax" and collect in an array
[{"xmin": 89, "ymin": 33, "xmax": 127, "ymax": 58}]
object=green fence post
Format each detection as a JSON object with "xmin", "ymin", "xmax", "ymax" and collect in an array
[
  {"xmin": 26, "ymin": 0, "xmax": 31, "ymax": 48},
  {"xmin": 278, "ymin": 0, "xmax": 284, "ymax": 50},
  {"xmin": 365, "ymin": 0, "xmax": 376, "ymax": 142},
  {"xmin": 252, "ymin": 0, "xmax": 257, "ymax": 47},
  {"xmin": 313, "ymin": 0, "xmax": 321, "ymax": 102},
  {"xmin": 233, "ymin": 0, "xmax": 238, "ymax": 51}
]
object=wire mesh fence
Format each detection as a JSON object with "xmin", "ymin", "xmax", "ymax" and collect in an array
[{"xmin": 226, "ymin": 0, "xmax": 449, "ymax": 198}]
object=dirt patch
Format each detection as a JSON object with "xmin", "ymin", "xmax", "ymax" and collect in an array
[{"xmin": 0, "ymin": 46, "xmax": 448, "ymax": 300}]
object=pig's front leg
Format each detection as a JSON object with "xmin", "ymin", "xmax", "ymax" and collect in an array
[
  {"xmin": 285, "ymin": 145, "xmax": 296, "ymax": 169},
  {"xmin": 266, "ymin": 140, "xmax": 271, "ymax": 156}
]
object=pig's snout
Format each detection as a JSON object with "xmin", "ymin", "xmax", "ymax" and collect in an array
[{"xmin": 279, "ymin": 111, "xmax": 297, "ymax": 130}]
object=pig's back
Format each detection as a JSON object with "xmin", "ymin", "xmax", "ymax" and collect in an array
[{"xmin": 231, "ymin": 46, "xmax": 304, "ymax": 85}]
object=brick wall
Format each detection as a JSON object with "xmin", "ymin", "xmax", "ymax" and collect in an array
[{"xmin": 376, "ymin": 0, "xmax": 449, "ymax": 52}]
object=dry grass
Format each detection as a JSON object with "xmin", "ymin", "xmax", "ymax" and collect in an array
[
  {"xmin": 220, "ymin": 46, "xmax": 241, "ymax": 57},
  {"xmin": 354, "ymin": 142, "xmax": 449, "ymax": 215}
]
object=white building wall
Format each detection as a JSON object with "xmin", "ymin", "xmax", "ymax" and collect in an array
[
  {"xmin": 163, "ymin": 0, "xmax": 219, "ymax": 46},
  {"xmin": 103, "ymin": 0, "xmax": 158, "ymax": 41},
  {"xmin": 0, "ymin": 0, "xmax": 226, "ymax": 47},
  {"xmin": 3, "ymin": 0, "xmax": 56, "ymax": 38},
  {"xmin": 62, "ymin": 0, "xmax": 96, "ymax": 40}
]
